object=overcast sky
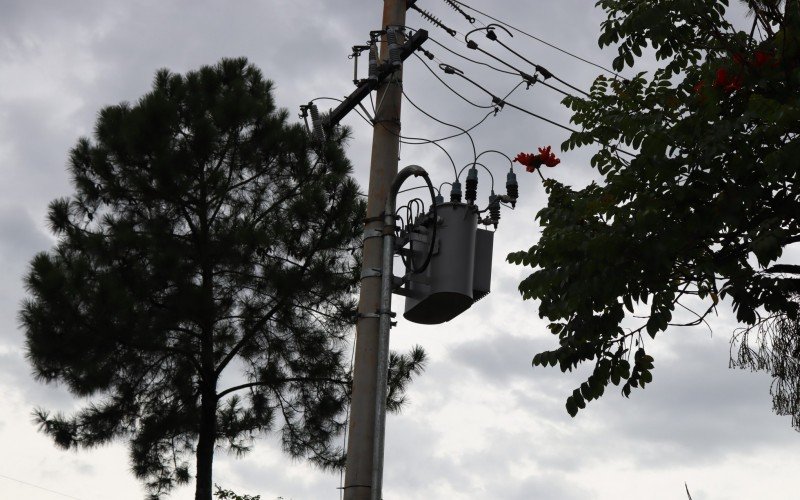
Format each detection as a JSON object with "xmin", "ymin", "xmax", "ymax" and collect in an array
[{"xmin": 2, "ymin": 1, "xmax": 799, "ymax": 499}]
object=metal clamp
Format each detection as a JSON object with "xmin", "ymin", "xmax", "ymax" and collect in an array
[{"xmin": 360, "ymin": 268, "xmax": 382, "ymax": 280}]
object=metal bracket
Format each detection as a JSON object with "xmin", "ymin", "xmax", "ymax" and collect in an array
[
  {"xmin": 360, "ymin": 268, "xmax": 382, "ymax": 280},
  {"xmin": 363, "ymin": 229, "xmax": 382, "ymax": 241}
]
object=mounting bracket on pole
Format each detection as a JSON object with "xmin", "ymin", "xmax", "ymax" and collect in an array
[{"xmin": 325, "ymin": 29, "xmax": 428, "ymax": 129}]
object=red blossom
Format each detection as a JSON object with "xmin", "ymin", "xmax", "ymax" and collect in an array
[
  {"xmin": 753, "ymin": 50, "xmax": 774, "ymax": 68},
  {"xmin": 714, "ymin": 68, "xmax": 729, "ymax": 88},
  {"xmin": 724, "ymin": 74, "xmax": 743, "ymax": 93},
  {"xmin": 692, "ymin": 80, "xmax": 706, "ymax": 94},
  {"xmin": 513, "ymin": 147, "xmax": 560, "ymax": 172},
  {"xmin": 713, "ymin": 67, "xmax": 742, "ymax": 94},
  {"xmin": 537, "ymin": 146, "xmax": 561, "ymax": 167}
]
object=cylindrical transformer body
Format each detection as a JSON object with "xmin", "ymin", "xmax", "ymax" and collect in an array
[{"xmin": 404, "ymin": 202, "xmax": 477, "ymax": 324}]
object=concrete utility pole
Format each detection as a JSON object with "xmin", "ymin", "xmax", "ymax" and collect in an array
[{"xmin": 343, "ymin": 1, "xmax": 407, "ymax": 499}]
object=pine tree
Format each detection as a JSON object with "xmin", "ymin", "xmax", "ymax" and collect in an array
[{"xmin": 20, "ymin": 58, "xmax": 425, "ymax": 500}]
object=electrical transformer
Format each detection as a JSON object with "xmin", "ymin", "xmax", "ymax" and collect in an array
[{"xmin": 400, "ymin": 202, "xmax": 494, "ymax": 324}]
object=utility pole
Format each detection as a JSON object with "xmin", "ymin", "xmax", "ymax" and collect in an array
[{"xmin": 343, "ymin": 1, "xmax": 407, "ymax": 499}]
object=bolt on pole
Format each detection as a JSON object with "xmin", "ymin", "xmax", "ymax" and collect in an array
[{"xmin": 342, "ymin": 0, "xmax": 407, "ymax": 499}]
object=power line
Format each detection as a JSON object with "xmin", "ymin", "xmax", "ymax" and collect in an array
[
  {"xmin": 401, "ymin": 88, "xmax": 479, "ymax": 165},
  {"xmin": 413, "ymin": 52, "xmax": 494, "ymax": 109},
  {"xmin": 437, "ymin": 64, "xmax": 636, "ymax": 157},
  {"xmin": 0, "ymin": 473, "xmax": 84, "ymax": 500},
  {"xmin": 414, "ymin": 17, "xmax": 590, "ymax": 100},
  {"xmin": 450, "ymin": 0, "xmax": 624, "ymax": 78}
]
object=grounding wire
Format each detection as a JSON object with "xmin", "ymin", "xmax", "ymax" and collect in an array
[{"xmin": 450, "ymin": 0, "xmax": 624, "ymax": 78}]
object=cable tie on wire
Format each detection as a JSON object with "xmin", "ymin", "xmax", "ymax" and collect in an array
[{"xmin": 466, "ymin": 39, "xmax": 478, "ymax": 50}]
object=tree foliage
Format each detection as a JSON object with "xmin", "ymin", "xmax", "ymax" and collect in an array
[
  {"xmin": 20, "ymin": 58, "xmax": 425, "ymax": 500},
  {"xmin": 509, "ymin": 1, "xmax": 800, "ymax": 424}
]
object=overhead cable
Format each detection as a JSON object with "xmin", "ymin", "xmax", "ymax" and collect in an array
[
  {"xmin": 413, "ymin": 52, "xmax": 495, "ymax": 109},
  {"xmin": 401, "ymin": 88, "xmax": 478, "ymax": 166},
  {"xmin": 450, "ymin": 0, "xmax": 624, "ymax": 78},
  {"xmin": 437, "ymin": 64, "xmax": 636, "ymax": 157},
  {"xmin": 463, "ymin": 26, "xmax": 591, "ymax": 99}
]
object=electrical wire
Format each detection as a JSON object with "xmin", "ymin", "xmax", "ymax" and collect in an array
[
  {"xmin": 450, "ymin": 0, "xmax": 624, "ymax": 78},
  {"xmin": 376, "ymin": 120, "xmax": 459, "ymax": 178},
  {"xmin": 0, "ymin": 473, "xmax": 84, "ymax": 500},
  {"xmin": 471, "ymin": 25, "xmax": 592, "ymax": 98},
  {"xmin": 457, "ymin": 162, "xmax": 494, "ymax": 190},
  {"xmin": 401, "ymin": 88, "xmax": 478, "ymax": 167},
  {"xmin": 438, "ymin": 64, "xmax": 636, "ymax": 157},
  {"xmin": 413, "ymin": 52, "xmax": 495, "ymax": 109},
  {"xmin": 426, "ymin": 35, "xmax": 518, "ymax": 76},
  {"xmin": 461, "ymin": 27, "xmax": 590, "ymax": 99},
  {"xmin": 476, "ymin": 149, "xmax": 514, "ymax": 167}
]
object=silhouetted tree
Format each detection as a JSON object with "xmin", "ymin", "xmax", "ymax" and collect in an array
[{"xmin": 20, "ymin": 58, "xmax": 425, "ymax": 500}]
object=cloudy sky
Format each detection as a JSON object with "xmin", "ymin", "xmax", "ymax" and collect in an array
[{"xmin": 2, "ymin": 1, "xmax": 799, "ymax": 499}]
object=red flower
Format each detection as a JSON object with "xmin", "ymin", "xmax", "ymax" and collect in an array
[
  {"xmin": 724, "ymin": 74, "xmax": 743, "ymax": 93},
  {"xmin": 714, "ymin": 68, "xmax": 729, "ymax": 88},
  {"xmin": 753, "ymin": 50, "xmax": 773, "ymax": 68},
  {"xmin": 514, "ymin": 152, "xmax": 541, "ymax": 172},
  {"xmin": 538, "ymin": 146, "xmax": 561, "ymax": 167},
  {"xmin": 692, "ymin": 80, "xmax": 706, "ymax": 94},
  {"xmin": 513, "ymin": 147, "xmax": 561, "ymax": 172},
  {"xmin": 713, "ymin": 68, "xmax": 742, "ymax": 94}
]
